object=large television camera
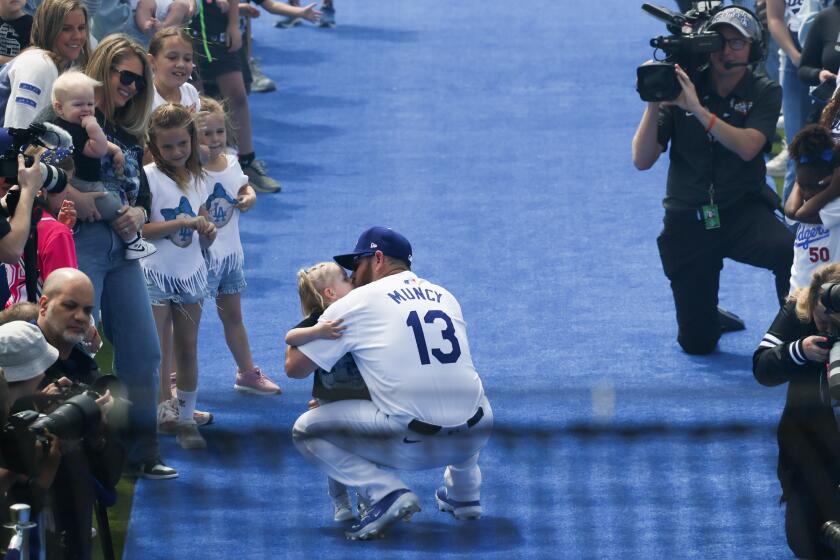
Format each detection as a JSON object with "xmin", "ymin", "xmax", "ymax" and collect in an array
[
  {"xmin": 0, "ymin": 375, "xmax": 130, "ymax": 477},
  {"xmin": 636, "ymin": 1, "xmax": 728, "ymax": 102}
]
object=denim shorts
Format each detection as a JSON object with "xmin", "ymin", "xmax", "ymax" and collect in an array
[
  {"xmin": 146, "ymin": 279, "xmax": 206, "ymax": 306},
  {"xmin": 206, "ymin": 261, "xmax": 247, "ymax": 298}
]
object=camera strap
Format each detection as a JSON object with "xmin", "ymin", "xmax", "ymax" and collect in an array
[{"xmin": 702, "ymin": 184, "xmax": 720, "ymax": 229}]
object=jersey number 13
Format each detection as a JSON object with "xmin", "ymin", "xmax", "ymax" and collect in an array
[{"xmin": 406, "ymin": 310, "xmax": 462, "ymax": 365}]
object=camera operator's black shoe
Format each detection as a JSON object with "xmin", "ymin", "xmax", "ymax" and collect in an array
[
  {"xmin": 718, "ymin": 307, "xmax": 746, "ymax": 333},
  {"xmin": 129, "ymin": 457, "xmax": 178, "ymax": 480}
]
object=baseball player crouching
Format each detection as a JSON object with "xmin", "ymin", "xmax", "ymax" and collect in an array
[{"xmin": 285, "ymin": 226, "xmax": 493, "ymax": 540}]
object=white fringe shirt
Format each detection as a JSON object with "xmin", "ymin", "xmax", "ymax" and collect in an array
[{"xmin": 141, "ymin": 163, "xmax": 209, "ymax": 296}]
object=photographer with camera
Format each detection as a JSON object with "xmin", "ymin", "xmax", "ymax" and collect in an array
[
  {"xmin": 633, "ymin": 5, "xmax": 794, "ymax": 355},
  {"xmin": 0, "ymin": 153, "xmax": 49, "ymax": 264},
  {"xmin": 0, "ymin": 318, "xmax": 113, "ymax": 560},
  {"xmin": 753, "ymin": 263, "xmax": 840, "ymax": 558}
]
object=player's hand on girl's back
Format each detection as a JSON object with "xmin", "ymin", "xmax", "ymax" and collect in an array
[{"xmin": 316, "ymin": 318, "xmax": 345, "ymax": 340}]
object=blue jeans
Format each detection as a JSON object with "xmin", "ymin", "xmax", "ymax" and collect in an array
[
  {"xmin": 765, "ymin": 35, "xmax": 781, "ymax": 84},
  {"xmin": 74, "ymin": 221, "xmax": 162, "ymax": 465},
  {"xmin": 782, "ymin": 52, "xmax": 811, "ymax": 203}
]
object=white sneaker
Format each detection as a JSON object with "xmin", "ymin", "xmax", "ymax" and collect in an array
[
  {"xmin": 125, "ymin": 237, "xmax": 157, "ymax": 260},
  {"xmin": 176, "ymin": 420, "xmax": 207, "ymax": 450},
  {"xmin": 334, "ymin": 498, "xmax": 355, "ymax": 522},
  {"xmin": 767, "ymin": 146, "xmax": 788, "ymax": 178},
  {"xmin": 157, "ymin": 398, "xmax": 179, "ymax": 435}
]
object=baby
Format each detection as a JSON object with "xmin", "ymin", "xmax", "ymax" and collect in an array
[{"xmin": 50, "ymin": 70, "xmax": 156, "ymax": 259}]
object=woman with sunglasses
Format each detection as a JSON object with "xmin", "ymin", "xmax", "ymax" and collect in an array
[
  {"xmin": 0, "ymin": 0, "xmax": 90, "ymax": 128},
  {"xmin": 70, "ymin": 34, "xmax": 179, "ymax": 480}
]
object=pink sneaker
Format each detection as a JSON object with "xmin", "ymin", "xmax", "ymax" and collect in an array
[{"xmin": 234, "ymin": 366, "xmax": 281, "ymax": 395}]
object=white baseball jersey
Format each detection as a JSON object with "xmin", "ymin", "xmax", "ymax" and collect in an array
[
  {"xmin": 790, "ymin": 197, "xmax": 840, "ymax": 293},
  {"xmin": 298, "ymin": 270, "xmax": 484, "ymax": 427}
]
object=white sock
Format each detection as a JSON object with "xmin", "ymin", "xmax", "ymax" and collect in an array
[{"xmin": 176, "ymin": 388, "xmax": 197, "ymax": 424}]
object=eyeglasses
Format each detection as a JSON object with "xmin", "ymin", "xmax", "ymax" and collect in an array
[
  {"xmin": 723, "ymin": 37, "xmax": 749, "ymax": 51},
  {"xmin": 113, "ymin": 68, "xmax": 145, "ymax": 92}
]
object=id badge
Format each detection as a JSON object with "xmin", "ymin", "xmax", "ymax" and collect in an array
[{"xmin": 702, "ymin": 204, "xmax": 720, "ymax": 230}]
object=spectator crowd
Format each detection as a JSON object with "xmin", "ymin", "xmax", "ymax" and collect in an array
[{"xmin": 0, "ymin": 0, "xmax": 335, "ymax": 556}]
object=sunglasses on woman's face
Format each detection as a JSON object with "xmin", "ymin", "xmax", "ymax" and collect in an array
[{"xmin": 114, "ymin": 69, "xmax": 145, "ymax": 92}]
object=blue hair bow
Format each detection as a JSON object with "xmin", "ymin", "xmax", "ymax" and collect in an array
[{"xmin": 799, "ymin": 148, "xmax": 834, "ymax": 165}]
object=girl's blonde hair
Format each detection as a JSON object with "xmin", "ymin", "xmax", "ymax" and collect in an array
[
  {"xmin": 51, "ymin": 69, "xmax": 100, "ymax": 104},
  {"xmin": 198, "ymin": 95, "xmax": 237, "ymax": 147},
  {"xmin": 795, "ymin": 263, "xmax": 840, "ymax": 323},
  {"xmin": 84, "ymin": 34, "xmax": 153, "ymax": 138},
  {"xmin": 148, "ymin": 26, "xmax": 193, "ymax": 57},
  {"xmin": 296, "ymin": 262, "xmax": 344, "ymax": 316},
  {"xmin": 30, "ymin": 0, "xmax": 91, "ymax": 68},
  {"xmin": 147, "ymin": 103, "xmax": 204, "ymax": 191}
]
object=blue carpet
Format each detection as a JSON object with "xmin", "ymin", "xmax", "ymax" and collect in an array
[{"xmin": 124, "ymin": 1, "xmax": 793, "ymax": 558}]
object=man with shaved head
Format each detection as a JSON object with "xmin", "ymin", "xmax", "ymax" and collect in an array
[{"xmin": 37, "ymin": 268, "xmax": 100, "ymax": 386}]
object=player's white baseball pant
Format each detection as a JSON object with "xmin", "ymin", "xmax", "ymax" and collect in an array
[{"xmin": 292, "ymin": 396, "xmax": 493, "ymax": 505}]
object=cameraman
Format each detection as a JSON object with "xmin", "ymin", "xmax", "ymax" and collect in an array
[
  {"xmin": 632, "ymin": 7, "xmax": 794, "ymax": 355},
  {"xmin": 753, "ymin": 263, "xmax": 840, "ymax": 558},
  {"xmin": 0, "ymin": 320, "xmax": 111, "ymax": 560},
  {"xmin": 0, "ymin": 153, "xmax": 49, "ymax": 263}
]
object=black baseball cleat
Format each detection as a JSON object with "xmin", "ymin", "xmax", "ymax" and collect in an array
[
  {"xmin": 344, "ymin": 489, "xmax": 420, "ymax": 540},
  {"xmin": 718, "ymin": 307, "xmax": 746, "ymax": 333}
]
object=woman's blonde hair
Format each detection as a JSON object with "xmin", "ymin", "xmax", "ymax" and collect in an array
[
  {"xmin": 85, "ymin": 34, "xmax": 153, "ymax": 138},
  {"xmin": 146, "ymin": 103, "xmax": 203, "ymax": 191},
  {"xmin": 30, "ymin": 0, "xmax": 90, "ymax": 67},
  {"xmin": 296, "ymin": 262, "xmax": 344, "ymax": 316},
  {"xmin": 795, "ymin": 263, "xmax": 840, "ymax": 322}
]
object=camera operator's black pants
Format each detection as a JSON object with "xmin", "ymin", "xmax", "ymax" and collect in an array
[{"xmin": 657, "ymin": 195, "xmax": 793, "ymax": 355}]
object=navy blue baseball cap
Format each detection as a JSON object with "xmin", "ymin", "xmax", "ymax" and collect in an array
[{"xmin": 334, "ymin": 227, "xmax": 413, "ymax": 270}]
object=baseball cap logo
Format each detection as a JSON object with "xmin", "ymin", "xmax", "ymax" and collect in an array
[{"xmin": 370, "ymin": 242, "xmax": 378, "ymax": 249}]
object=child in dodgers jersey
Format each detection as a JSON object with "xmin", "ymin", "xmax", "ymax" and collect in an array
[
  {"xmin": 784, "ymin": 124, "xmax": 840, "ymax": 293},
  {"xmin": 149, "ymin": 27, "xmax": 201, "ymax": 112},
  {"xmin": 286, "ymin": 261, "xmax": 370, "ymax": 522},
  {"xmin": 200, "ymin": 95, "xmax": 281, "ymax": 394},
  {"xmin": 141, "ymin": 103, "xmax": 216, "ymax": 450}
]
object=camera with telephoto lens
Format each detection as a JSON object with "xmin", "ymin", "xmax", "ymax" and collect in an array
[
  {"xmin": 0, "ymin": 122, "xmax": 72, "ymax": 217},
  {"xmin": 0, "ymin": 375, "xmax": 130, "ymax": 477},
  {"xmin": 637, "ymin": 1, "xmax": 760, "ymax": 102},
  {"xmin": 820, "ymin": 283, "xmax": 840, "ymax": 400}
]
